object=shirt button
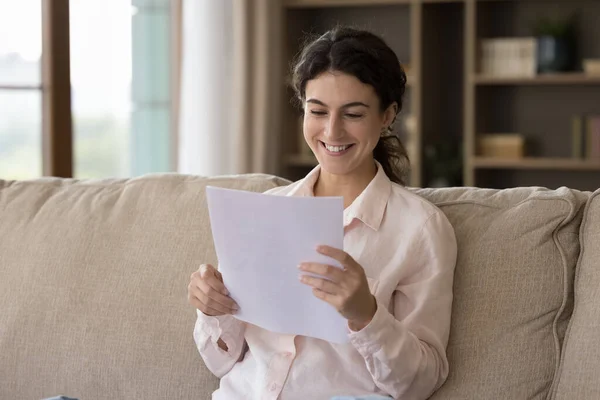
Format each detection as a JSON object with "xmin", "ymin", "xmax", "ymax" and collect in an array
[
  {"xmin": 270, "ymin": 383, "xmax": 278, "ymax": 392},
  {"xmin": 283, "ymin": 352, "xmax": 293, "ymax": 358}
]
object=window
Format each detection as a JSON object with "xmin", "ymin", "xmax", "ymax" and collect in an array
[
  {"xmin": 0, "ymin": 0, "xmax": 43, "ymax": 179},
  {"xmin": 0, "ymin": 0, "xmax": 177, "ymax": 180}
]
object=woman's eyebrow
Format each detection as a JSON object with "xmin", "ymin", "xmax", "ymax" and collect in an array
[{"xmin": 306, "ymin": 98, "xmax": 370, "ymax": 109}]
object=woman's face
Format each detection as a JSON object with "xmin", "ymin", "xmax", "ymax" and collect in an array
[{"xmin": 303, "ymin": 71, "xmax": 396, "ymax": 178}]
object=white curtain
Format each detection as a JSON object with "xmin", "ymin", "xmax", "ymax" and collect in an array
[
  {"xmin": 177, "ymin": 0, "xmax": 283, "ymax": 177},
  {"xmin": 178, "ymin": 0, "xmax": 234, "ymax": 176}
]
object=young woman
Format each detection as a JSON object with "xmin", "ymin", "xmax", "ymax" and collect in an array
[{"xmin": 188, "ymin": 27, "xmax": 458, "ymax": 400}]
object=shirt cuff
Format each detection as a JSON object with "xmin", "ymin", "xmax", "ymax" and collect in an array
[
  {"xmin": 348, "ymin": 297, "xmax": 396, "ymax": 354},
  {"xmin": 194, "ymin": 310, "xmax": 244, "ymax": 355}
]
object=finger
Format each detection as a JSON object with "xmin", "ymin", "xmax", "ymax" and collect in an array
[
  {"xmin": 192, "ymin": 297, "xmax": 228, "ymax": 317},
  {"xmin": 188, "ymin": 285, "xmax": 227, "ymax": 315},
  {"xmin": 298, "ymin": 262, "xmax": 344, "ymax": 282},
  {"xmin": 316, "ymin": 245, "xmax": 356, "ymax": 270},
  {"xmin": 214, "ymin": 269, "xmax": 224, "ymax": 283},
  {"xmin": 312, "ymin": 288, "xmax": 341, "ymax": 309},
  {"xmin": 299, "ymin": 274, "xmax": 340, "ymax": 295},
  {"xmin": 197, "ymin": 279, "xmax": 238, "ymax": 310},
  {"xmin": 196, "ymin": 288, "xmax": 237, "ymax": 315},
  {"xmin": 199, "ymin": 265, "xmax": 229, "ymax": 296}
]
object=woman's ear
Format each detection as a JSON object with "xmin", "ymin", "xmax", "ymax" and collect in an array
[{"xmin": 383, "ymin": 102, "xmax": 398, "ymax": 130}]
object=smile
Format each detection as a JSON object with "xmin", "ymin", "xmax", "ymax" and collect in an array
[{"xmin": 320, "ymin": 141, "xmax": 355, "ymax": 155}]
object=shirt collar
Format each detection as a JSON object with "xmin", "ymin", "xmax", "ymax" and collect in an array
[{"xmin": 288, "ymin": 160, "xmax": 392, "ymax": 231}]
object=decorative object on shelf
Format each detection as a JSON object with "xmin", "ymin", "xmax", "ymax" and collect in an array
[
  {"xmin": 572, "ymin": 114, "xmax": 600, "ymax": 159},
  {"xmin": 477, "ymin": 134, "xmax": 525, "ymax": 159},
  {"xmin": 423, "ymin": 140, "xmax": 462, "ymax": 188},
  {"xmin": 479, "ymin": 38, "xmax": 536, "ymax": 78},
  {"xmin": 533, "ymin": 15, "xmax": 576, "ymax": 73},
  {"xmin": 583, "ymin": 59, "xmax": 600, "ymax": 76}
]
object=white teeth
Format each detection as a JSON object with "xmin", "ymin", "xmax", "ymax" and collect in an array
[{"xmin": 324, "ymin": 143, "xmax": 350, "ymax": 153}]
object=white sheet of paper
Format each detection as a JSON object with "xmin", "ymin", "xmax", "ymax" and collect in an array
[{"xmin": 205, "ymin": 185, "xmax": 349, "ymax": 344}]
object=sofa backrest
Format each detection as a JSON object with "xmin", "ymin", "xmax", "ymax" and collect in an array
[{"xmin": 0, "ymin": 174, "xmax": 286, "ymax": 400}]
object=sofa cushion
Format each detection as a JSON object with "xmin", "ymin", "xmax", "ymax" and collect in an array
[
  {"xmin": 410, "ymin": 186, "xmax": 587, "ymax": 400},
  {"xmin": 552, "ymin": 189, "xmax": 600, "ymax": 400},
  {"xmin": 0, "ymin": 173, "xmax": 288, "ymax": 400}
]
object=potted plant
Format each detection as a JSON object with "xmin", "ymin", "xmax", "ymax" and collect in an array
[
  {"xmin": 533, "ymin": 15, "xmax": 576, "ymax": 73},
  {"xmin": 424, "ymin": 140, "xmax": 463, "ymax": 188}
]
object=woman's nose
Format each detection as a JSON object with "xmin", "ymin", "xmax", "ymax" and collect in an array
[{"xmin": 324, "ymin": 115, "xmax": 343, "ymax": 140}]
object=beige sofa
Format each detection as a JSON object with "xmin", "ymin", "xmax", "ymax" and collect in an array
[{"xmin": 1, "ymin": 173, "xmax": 599, "ymax": 400}]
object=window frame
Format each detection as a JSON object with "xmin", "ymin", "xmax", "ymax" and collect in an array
[
  {"xmin": 1, "ymin": 0, "xmax": 182, "ymax": 179},
  {"xmin": 41, "ymin": 0, "xmax": 72, "ymax": 178}
]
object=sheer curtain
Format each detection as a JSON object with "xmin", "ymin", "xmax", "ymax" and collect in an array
[
  {"xmin": 178, "ymin": 0, "xmax": 283, "ymax": 177},
  {"xmin": 178, "ymin": 0, "xmax": 233, "ymax": 176}
]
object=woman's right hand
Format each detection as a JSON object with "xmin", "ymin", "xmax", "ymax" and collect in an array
[{"xmin": 188, "ymin": 264, "xmax": 239, "ymax": 316}]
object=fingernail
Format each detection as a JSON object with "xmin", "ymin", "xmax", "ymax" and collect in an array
[
  {"xmin": 224, "ymin": 289, "xmax": 229, "ymax": 295},
  {"xmin": 297, "ymin": 264, "xmax": 305, "ymax": 270}
]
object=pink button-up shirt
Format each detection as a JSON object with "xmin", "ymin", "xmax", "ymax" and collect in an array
[{"xmin": 194, "ymin": 162, "xmax": 458, "ymax": 400}]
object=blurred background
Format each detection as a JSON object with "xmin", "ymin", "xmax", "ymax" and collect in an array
[{"xmin": 1, "ymin": 0, "xmax": 599, "ymax": 190}]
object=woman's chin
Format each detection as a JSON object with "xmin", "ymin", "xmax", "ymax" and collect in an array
[{"xmin": 317, "ymin": 158, "xmax": 356, "ymax": 176}]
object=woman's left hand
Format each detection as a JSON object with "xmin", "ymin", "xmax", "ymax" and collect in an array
[{"xmin": 299, "ymin": 245, "xmax": 377, "ymax": 331}]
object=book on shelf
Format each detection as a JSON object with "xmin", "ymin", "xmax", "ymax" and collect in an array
[
  {"xmin": 479, "ymin": 38, "xmax": 536, "ymax": 78},
  {"xmin": 572, "ymin": 115, "xmax": 600, "ymax": 159}
]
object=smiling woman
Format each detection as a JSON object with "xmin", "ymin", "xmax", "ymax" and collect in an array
[{"xmin": 189, "ymin": 26, "xmax": 459, "ymax": 400}]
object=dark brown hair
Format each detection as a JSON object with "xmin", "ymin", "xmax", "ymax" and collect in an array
[{"xmin": 291, "ymin": 26, "xmax": 410, "ymax": 185}]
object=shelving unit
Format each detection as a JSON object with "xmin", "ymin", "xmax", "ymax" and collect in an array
[
  {"xmin": 285, "ymin": 0, "xmax": 413, "ymax": 7},
  {"xmin": 280, "ymin": 0, "xmax": 468, "ymax": 187},
  {"xmin": 472, "ymin": 73, "xmax": 600, "ymax": 86},
  {"xmin": 464, "ymin": 0, "xmax": 600, "ymax": 190},
  {"xmin": 473, "ymin": 157, "xmax": 600, "ymax": 171},
  {"xmin": 279, "ymin": 0, "xmax": 600, "ymax": 190}
]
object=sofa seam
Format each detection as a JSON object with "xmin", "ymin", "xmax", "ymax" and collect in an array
[
  {"xmin": 549, "ymin": 190, "xmax": 599, "ymax": 400},
  {"xmin": 542, "ymin": 194, "xmax": 581, "ymax": 400},
  {"xmin": 435, "ymin": 200, "xmax": 503, "ymax": 209}
]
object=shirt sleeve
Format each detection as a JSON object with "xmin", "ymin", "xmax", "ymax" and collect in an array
[
  {"xmin": 348, "ymin": 211, "xmax": 458, "ymax": 400},
  {"xmin": 193, "ymin": 309, "xmax": 247, "ymax": 378}
]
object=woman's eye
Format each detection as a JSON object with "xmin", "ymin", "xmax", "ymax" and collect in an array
[
  {"xmin": 346, "ymin": 113, "xmax": 362, "ymax": 119},
  {"xmin": 310, "ymin": 110, "xmax": 327, "ymax": 116}
]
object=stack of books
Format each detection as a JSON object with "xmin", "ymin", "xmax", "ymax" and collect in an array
[
  {"xmin": 572, "ymin": 115, "xmax": 600, "ymax": 159},
  {"xmin": 479, "ymin": 38, "xmax": 537, "ymax": 77}
]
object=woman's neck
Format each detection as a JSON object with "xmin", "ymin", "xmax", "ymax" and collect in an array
[{"xmin": 313, "ymin": 160, "xmax": 377, "ymax": 209}]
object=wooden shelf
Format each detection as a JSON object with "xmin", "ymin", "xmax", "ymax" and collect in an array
[
  {"xmin": 285, "ymin": 0, "xmax": 412, "ymax": 8},
  {"xmin": 284, "ymin": 154, "xmax": 318, "ymax": 167},
  {"xmin": 472, "ymin": 73, "xmax": 600, "ymax": 86},
  {"xmin": 284, "ymin": 0, "xmax": 466, "ymax": 7},
  {"xmin": 472, "ymin": 157, "xmax": 600, "ymax": 171}
]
